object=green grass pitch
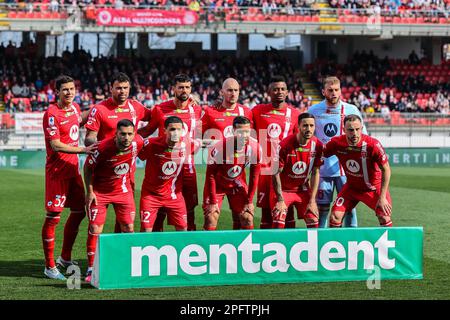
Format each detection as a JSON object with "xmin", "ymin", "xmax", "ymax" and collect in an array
[{"xmin": 0, "ymin": 166, "xmax": 449, "ymax": 300}]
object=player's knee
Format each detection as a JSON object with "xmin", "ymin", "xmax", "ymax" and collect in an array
[
  {"xmin": 89, "ymin": 224, "xmax": 103, "ymax": 234},
  {"xmin": 121, "ymin": 224, "xmax": 134, "ymax": 233},
  {"xmin": 330, "ymin": 211, "xmax": 344, "ymax": 224},
  {"xmin": 240, "ymin": 212, "xmax": 253, "ymax": 227},
  {"xmin": 377, "ymin": 215, "xmax": 392, "ymax": 227}
]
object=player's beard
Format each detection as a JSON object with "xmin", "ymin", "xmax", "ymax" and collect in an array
[
  {"xmin": 326, "ymin": 96, "xmax": 340, "ymax": 106},
  {"xmin": 176, "ymin": 93, "xmax": 189, "ymax": 102}
]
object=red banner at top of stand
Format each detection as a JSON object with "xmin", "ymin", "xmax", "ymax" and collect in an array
[{"xmin": 96, "ymin": 9, "xmax": 199, "ymax": 27}]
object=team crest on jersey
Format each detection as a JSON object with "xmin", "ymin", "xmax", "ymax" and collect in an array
[
  {"xmin": 224, "ymin": 112, "xmax": 238, "ymax": 117},
  {"xmin": 223, "ymin": 125, "xmax": 234, "ymax": 138},
  {"xmin": 69, "ymin": 125, "xmax": 79, "ymax": 141},
  {"xmin": 115, "ymin": 108, "xmax": 130, "ymax": 113},
  {"xmin": 65, "ymin": 111, "xmax": 75, "ymax": 117},
  {"xmin": 270, "ymin": 110, "xmax": 283, "ymax": 115},
  {"xmin": 267, "ymin": 123, "xmax": 282, "ymax": 138},
  {"xmin": 324, "ymin": 123, "xmax": 338, "ymax": 137},
  {"xmin": 292, "ymin": 161, "xmax": 307, "ymax": 175},
  {"xmin": 114, "ymin": 163, "xmax": 130, "ymax": 175},
  {"xmin": 227, "ymin": 165, "xmax": 242, "ymax": 178},
  {"xmin": 174, "ymin": 109, "xmax": 189, "ymax": 114},
  {"xmin": 162, "ymin": 161, "xmax": 177, "ymax": 175},
  {"xmin": 346, "ymin": 160, "xmax": 360, "ymax": 173}
]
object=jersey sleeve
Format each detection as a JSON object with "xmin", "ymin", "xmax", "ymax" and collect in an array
[
  {"xmin": 245, "ymin": 108, "xmax": 254, "ymax": 127},
  {"xmin": 85, "ymin": 105, "xmax": 102, "ymax": 132},
  {"xmin": 138, "ymin": 140, "xmax": 152, "ymax": 161},
  {"xmin": 277, "ymin": 144, "xmax": 287, "ymax": 171},
  {"xmin": 43, "ymin": 111, "xmax": 60, "ymax": 141},
  {"xmin": 314, "ymin": 142, "xmax": 324, "ymax": 168},
  {"xmin": 371, "ymin": 139, "xmax": 388, "ymax": 166},
  {"xmin": 85, "ymin": 142, "xmax": 105, "ymax": 170},
  {"xmin": 323, "ymin": 139, "xmax": 337, "ymax": 158}
]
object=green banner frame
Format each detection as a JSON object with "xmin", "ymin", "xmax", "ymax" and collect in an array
[{"xmin": 91, "ymin": 227, "xmax": 423, "ymax": 290}]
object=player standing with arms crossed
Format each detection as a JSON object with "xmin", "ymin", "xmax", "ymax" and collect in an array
[
  {"xmin": 324, "ymin": 115, "xmax": 393, "ymax": 227},
  {"xmin": 271, "ymin": 113, "xmax": 323, "ymax": 228},
  {"xmin": 139, "ymin": 74, "xmax": 202, "ymax": 231},
  {"xmin": 84, "ymin": 72, "xmax": 151, "ymax": 233},
  {"xmin": 42, "ymin": 75, "xmax": 97, "ymax": 280},
  {"xmin": 308, "ymin": 76, "xmax": 366, "ymax": 228},
  {"xmin": 252, "ymin": 76, "xmax": 301, "ymax": 229}
]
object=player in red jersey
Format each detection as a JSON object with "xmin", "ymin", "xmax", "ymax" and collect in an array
[
  {"xmin": 83, "ymin": 119, "xmax": 145, "ymax": 282},
  {"xmin": 252, "ymin": 76, "xmax": 301, "ymax": 229},
  {"xmin": 138, "ymin": 116, "xmax": 200, "ymax": 232},
  {"xmin": 42, "ymin": 75, "xmax": 97, "ymax": 280},
  {"xmin": 84, "ymin": 72, "xmax": 151, "ymax": 233},
  {"xmin": 201, "ymin": 78, "xmax": 253, "ymax": 141},
  {"xmin": 271, "ymin": 113, "xmax": 323, "ymax": 229},
  {"xmin": 323, "ymin": 114, "xmax": 393, "ymax": 227},
  {"xmin": 139, "ymin": 74, "xmax": 202, "ymax": 231},
  {"xmin": 203, "ymin": 116, "xmax": 261, "ymax": 230}
]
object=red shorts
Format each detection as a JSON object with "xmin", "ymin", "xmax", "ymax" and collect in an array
[
  {"xmin": 331, "ymin": 184, "xmax": 392, "ymax": 217},
  {"xmin": 256, "ymin": 174, "xmax": 271, "ymax": 208},
  {"xmin": 269, "ymin": 189, "xmax": 316, "ymax": 220},
  {"xmin": 182, "ymin": 164, "xmax": 198, "ymax": 210},
  {"xmin": 45, "ymin": 174, "xmax": 85, "ymax": 213},
  {"xmin": 87, "ymin": 192, "xmax": 136, "ymax": 226},
  {"xmin": 203, "ymin": 187, "xmax": 248, "ymax": 216},
  {"xmin": 140, "ymin": 192, "xmax": 187, "ymax": 229}
]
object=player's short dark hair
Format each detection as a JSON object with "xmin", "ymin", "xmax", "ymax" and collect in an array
[
  {"xmin": 270, "ymin": 75, "xmax": 286, "ymax": 84},
  {"xmin": 55, "ymin": 75, "xmax": 74, "ymax": 91},
  {"xmin": 174, "ymin": 74, "xmax": 191, "ymax": 85},
  {"xmin": 164, "ymin": 116, "xmax": 183, "ymax": 129},
  {"xmin": 233, "ymin": 116, "xmax": 251, "ymax": 128},
  {"xmin": 117, "ymin": 119, "xmax": 135, "ymax": 130},
  {"xmin": 110, "ymin": 72, "xmax": 131, "ymax": 86},
  {"xmin": 344, "ymin": 114, "xmax": 362, "ymax": 125},
  {"xmin": 298, "ymin": 113, "xmax": 315, "ymax": 124}
]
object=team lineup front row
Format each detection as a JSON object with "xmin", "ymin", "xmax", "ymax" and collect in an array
[{"xmin": 41, "ymin": 73, "xmax": 392, "ymax": 281}]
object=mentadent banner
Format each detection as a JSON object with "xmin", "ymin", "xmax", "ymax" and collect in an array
[
  {"xmin": 14, "ymin": 113, "xmax": 43, "ymax": 134},
  {"xmin": 90, "ymin": 228, "xmax": 423, "ymax": 290},
  {"xmin": 96, "ymin": 9, "xmax": 199, "ymax": 27}
]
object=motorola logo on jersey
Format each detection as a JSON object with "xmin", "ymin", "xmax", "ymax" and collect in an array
[
  {"xmin": 227, "ymin": 165, "xmax": 242, "ymax": 178},
  {"xmin": 114, "ymin": 163, "xmax": 130, "ymax": 175},
  {"xmin": 162, "ymin": 161, "xmax": 177, "ymax": 175},
  {"xmin": 346, "ymin": 160, "xmax": 360, "ymax": 173},
  {"xmin": 267, "ymin": 123, "xmax": 282, "ymax": 138},
  {"xmin": 223, "ymin": 125, "xmax": 234, "ymax": 138},
  {"xmin": 292, "ymin": 161, "xmax": 307, "ymax": 175},
  {"xmin": 69, "ymin": 125, "xmax": 79, "ymax": 141},
  {"xmin": 324, "ymin": 123, "xmax": 338, "ymax": 137}
]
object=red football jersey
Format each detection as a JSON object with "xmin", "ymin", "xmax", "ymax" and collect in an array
[
  {"xmin": 85, "ymin": 135, "xmax": 144, "ymax": 195},
  {"xmin": 323, "ymin": 134, "xmax": 388, "ymax": 191},
  {"xmin": 85, "ymin": 98, "xmax": 151, "ymax": 141},
  {"xmin": 252, "ymin": 103, "xmax": 300, "ymax": 158},
  {"xmin": 43, "ymin": 103, "xmax": 82, "ymax": 178},
  {"xmin": 278, "ymin": 135, "xmax": 323, "ymax": 193},
  {"xmin": 145, "ymin": 98, "xmax": 202, "ymax": 139},
  {"xmin": 138, "ymin": 136, "xmax": 198, "ymax": 199},
  {"xmin": 202, "ymin": 103, "xmax": 253, "ymax": 140},
  {"xmin": 206, "ymin": 136, "xmax": 261, "ymax": 203}
]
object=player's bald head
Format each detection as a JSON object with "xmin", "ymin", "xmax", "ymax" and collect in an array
[{"xmin": 222, "ymin": 78, "xmax": 240, "ymax": 90}]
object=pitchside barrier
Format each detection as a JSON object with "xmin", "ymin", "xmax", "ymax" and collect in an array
[
  {"xmin": 1, "ymin": 148, "xmax": 450, "ymax": 169},
  {"xmin": 90, "ymin": 227, "xmax": 423, "ymax": 290}
]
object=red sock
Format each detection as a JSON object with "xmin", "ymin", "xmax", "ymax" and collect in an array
[
  {"xmin": 114, "ymin": 220, "xmax": 122, "ymax": 233},
  {"xmin": 241, "ymin": 225, "xmax": 254, "ymax": 230},
  {"xmin": 86, "ymin": 229, "xmax": 99, "ymax": 268},
  {"xmin": 187, "ymin": 209, "xmax": 196, "ymax": 231},
  {"xmin": 204, "ymin": 226, "xmax": 216, "ymax": 231},
  {"xmin": 330, "ymin": 221, "xmax": 342, "ymax": 228},
  {"xmin": 285, "ymin": 219, "xmax": 296, "ymax": 228},
  {"xmin": 260, "ymin": 208, "xmax": 272, "ymax": 229},
  {"xmin": 380, "ymin": 221, "xmax": 393, "ymax": 227},
  {"xmin": 232, "ymin": 222, "xmax": 241, "ymax": 230},
  {"xmin": 306, "ymin": 222, "xmax": 319, "ymax": 228},
  {"xmin": 42, "ymin": 214, "xmax": 61, "ymax": 268},
  {"xmin": 61, "ymin": 210, "xmax": 85, "ymax": 261}
]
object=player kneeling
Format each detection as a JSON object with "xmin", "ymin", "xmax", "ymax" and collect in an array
[
  {"xmin": 323, "ymin": 114, "xmax": 393, "ymax": 227},
  {"xmin": 203, "ymin": 116, "xmax": 261, "ymax": 230},
  {"xmin": 138, "ymin": 116, "xmax": 200, "ymax": 232},
  {"xmin": 271, "ymin": 113, "xmax": 323, "ymax": 228},
  {"xmin": 83, "ymin": 119, "xmax": 145, "ymax": 282}
]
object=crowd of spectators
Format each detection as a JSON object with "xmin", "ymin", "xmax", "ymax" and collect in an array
[
  {"xmin": 0, "ymin": 42, "xmax": 310, "ymax": 114},
  {"xmin": 307, "ymin": 50, "xmax": 450, "ymax": 115}
]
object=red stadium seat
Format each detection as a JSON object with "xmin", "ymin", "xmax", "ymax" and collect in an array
[
  {"xmin": 8, "ymin": 12, "xmax": 17, "ymax": 19},
  {"xmin": 303, "ymin": 16, "xmax": 312, "ymax": 23},
  {"xmin": 295, "ymin": 16, "xmax": 305, "ymax": 22},
  {"xmin": 312, "ymin": 15, "xmax": 320, "ymax": 23}
]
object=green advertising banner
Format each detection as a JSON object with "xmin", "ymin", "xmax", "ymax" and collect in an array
[
  {"xmin": 0, "ymin": 150, "xmax": 46, "ymax": 169},
  {"xmin": 91, "ymin": 228, "xmax": 423, "ymax": 290}
]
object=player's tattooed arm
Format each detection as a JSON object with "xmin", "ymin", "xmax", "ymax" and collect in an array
[
  {"xmin": 84, "ymin": 130, "xmax": 98, "ymax": 146},
  {"xmin": 83, "ymin": 164, "xmax": 97, "ymax": 209},
  {"xmin": 272, "ymin": 169, "xmax": 287, "ymax": 214},
  {"xmin": 377, "ymin": 161, "xmax": 392, "ymax": 215},
  {"xmin": 306, "ymin": 167, "xmax": 320, "ymax": 217}
]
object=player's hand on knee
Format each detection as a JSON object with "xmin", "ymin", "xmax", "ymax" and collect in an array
[
  {"xmin": 205, "ymin": 203, "xmax": 220, "ymax": 215},
  {"xmin": 243, "ymin": 203, "xmax": 254, "ymax": 216},
  {"xmin": 376, "ymin": 196, "xmax": 392, "ymax": 216},
  {"xmin": 85, "ymin": 191, "xmax": 97, "ymax": 209},
  {"xmin": 306, "ymin": 200, "xmax": 319, "ymax": 218}
]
